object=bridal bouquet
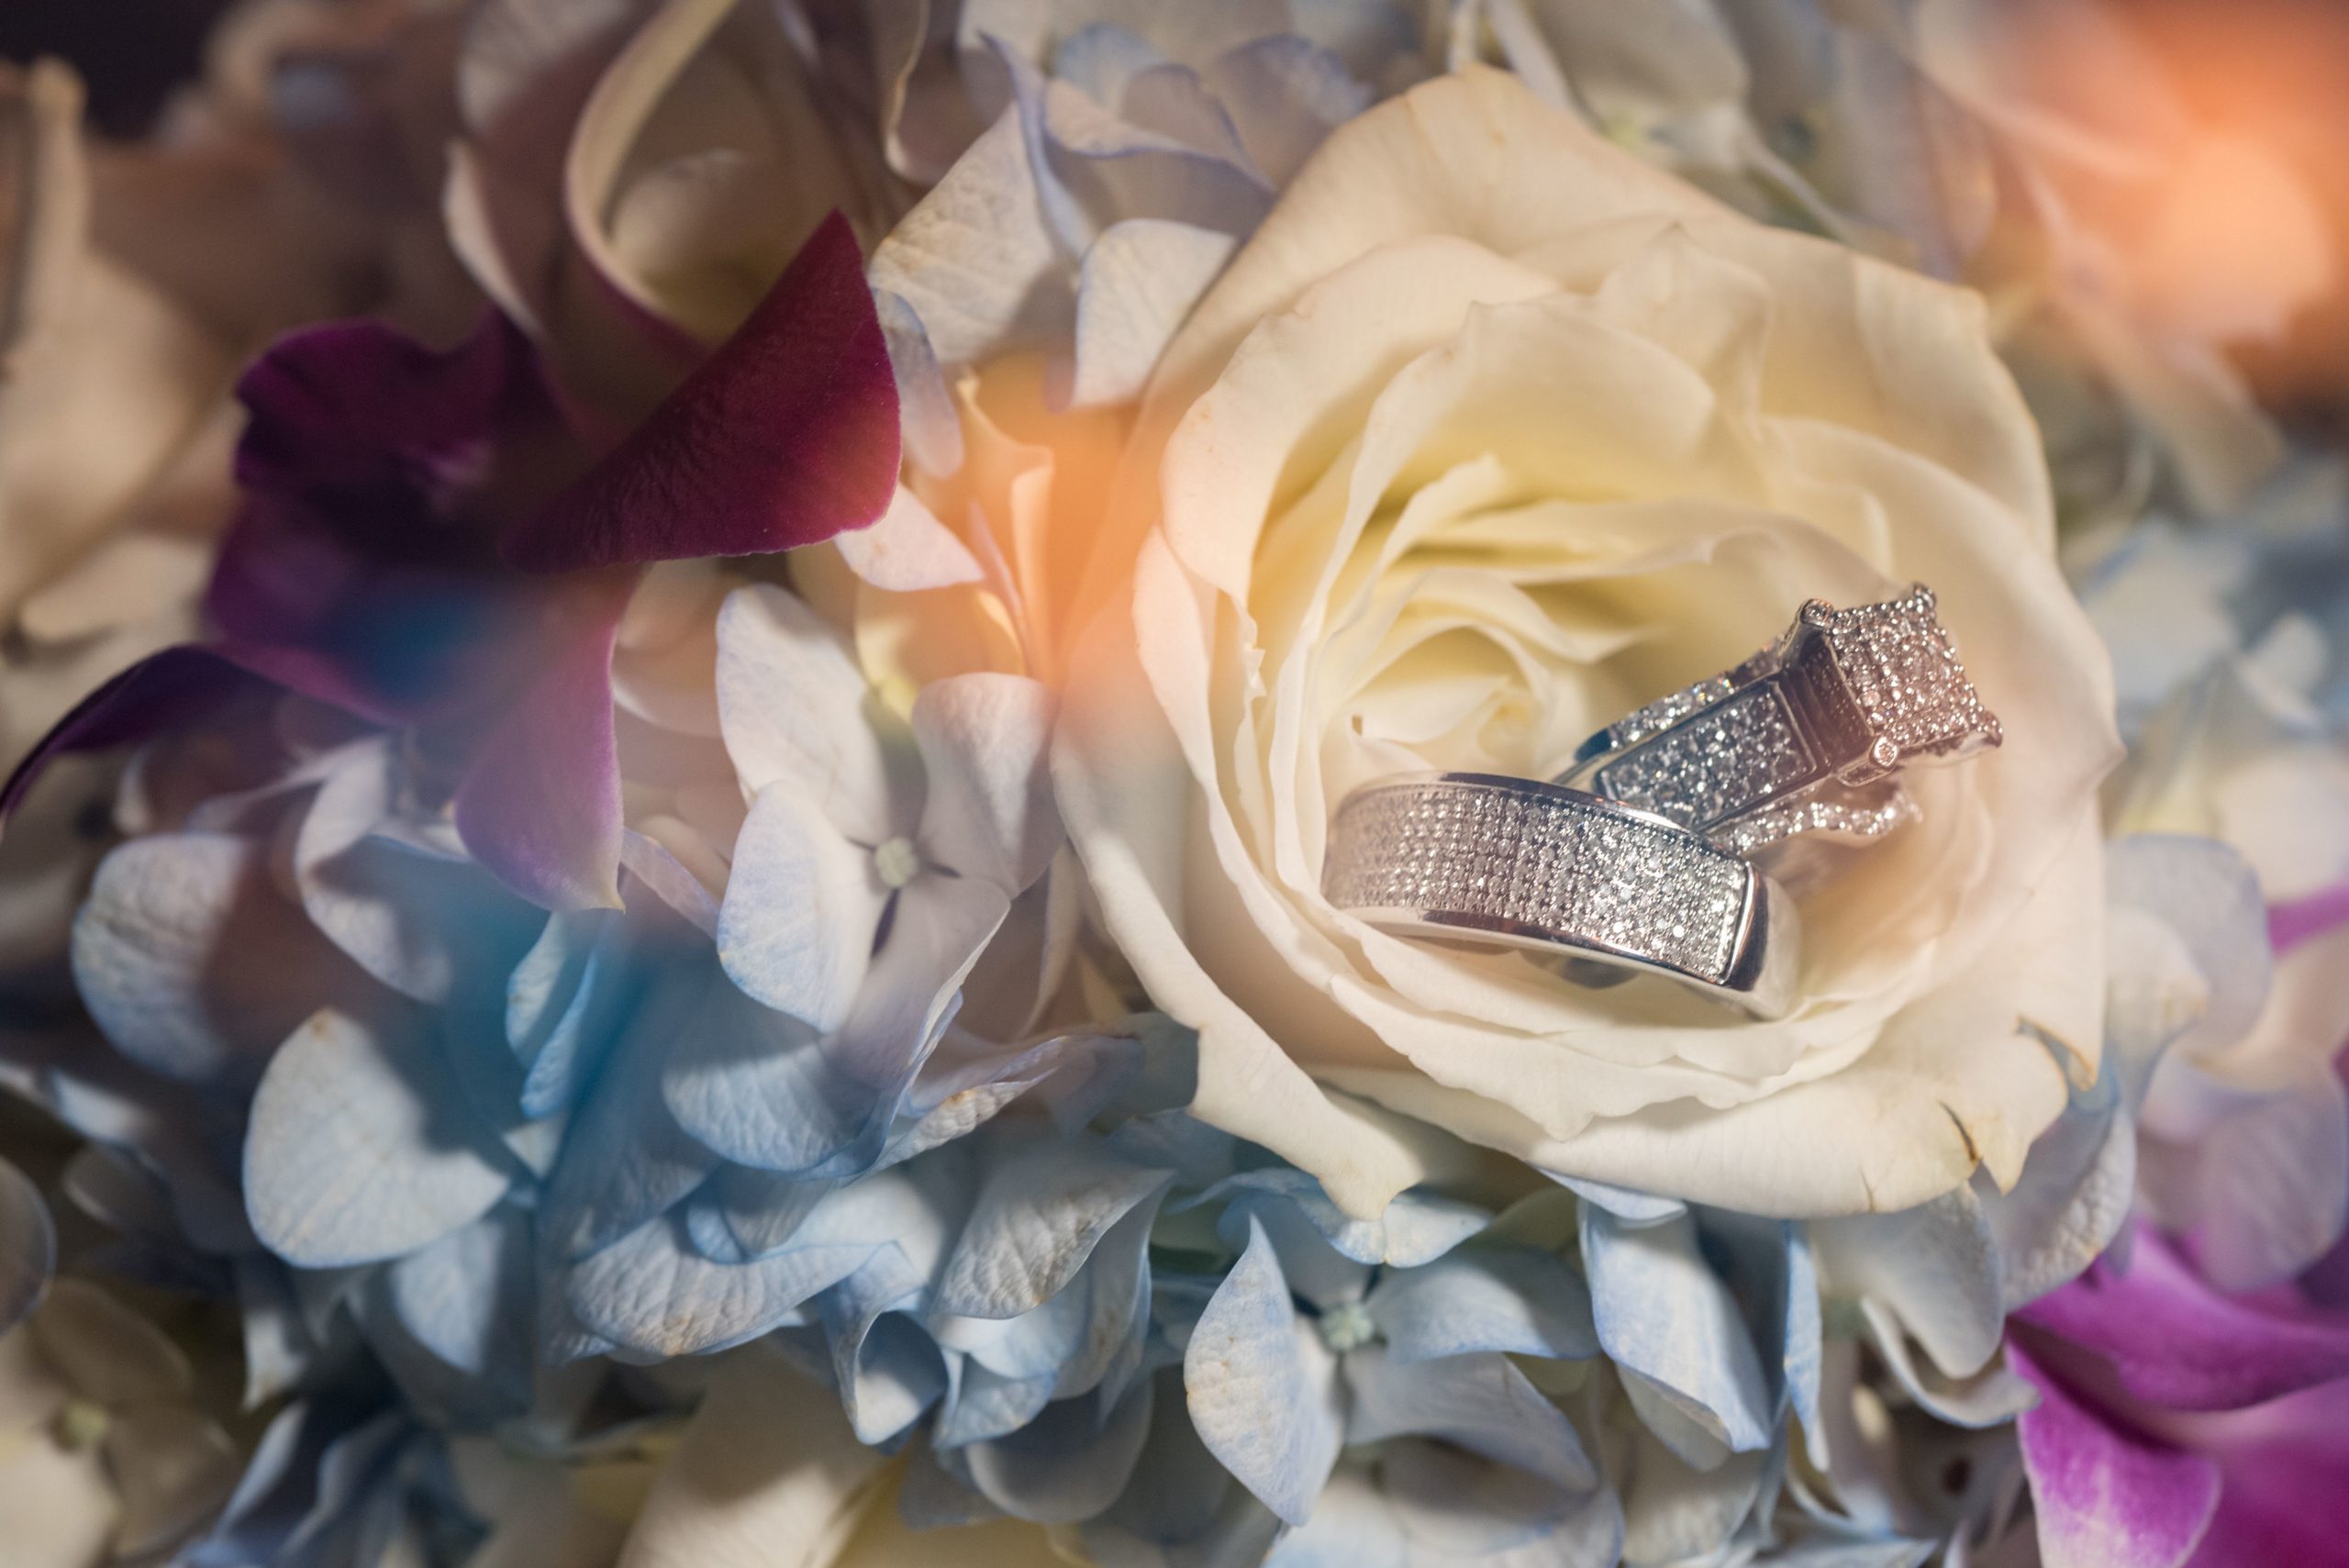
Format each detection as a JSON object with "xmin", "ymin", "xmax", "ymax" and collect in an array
[{"xmin": 4, "ymin": 2, "xmax": 2345, "ymax": 1565}]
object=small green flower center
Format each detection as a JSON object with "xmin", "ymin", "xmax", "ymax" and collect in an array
[
  {"xmin": 56, "ymin": 1397, "xmax": 110, "ymax": 1451},
  {"xmin": 874, "ymin": 837, "xmax": 922, "ymax": 890},
  {"xmin": 1317, "ymin": 1300, "xmax": 1378, "ymax": 1355}
]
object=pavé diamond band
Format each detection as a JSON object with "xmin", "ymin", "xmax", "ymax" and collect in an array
[
  {"xmin": 1558, "ymin": 586, "xmax": 1998, "ymax": 849},
  {"xmin": 1321, "ymin": 773, "xmax": 1799, "ymax": 1017}
]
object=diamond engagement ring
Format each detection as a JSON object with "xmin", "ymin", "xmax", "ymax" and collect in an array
[
  {"xmin": 1557, "ymin": 585, "xmax": 1998, "ymax": 856},
  {"xmin": 1321, "ymin": 773, "xmax": 1800, "ymax": 1017}
]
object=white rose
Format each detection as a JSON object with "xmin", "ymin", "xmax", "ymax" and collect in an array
[{"xmin": 1053, "ymin": 68, "xmax": 2121, "ymax": 1219}]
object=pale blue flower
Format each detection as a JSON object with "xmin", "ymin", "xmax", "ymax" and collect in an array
[{"xmin": 870, "ymin": 0, "xmax": 1431, "ymax": 470}]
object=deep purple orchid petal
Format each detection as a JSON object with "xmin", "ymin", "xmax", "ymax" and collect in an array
[
  {"xmin": 232, "ymin": 312, "xmax": 527, "ymax": 501},
  {"xmin": 452, "ymin": 578, "xmax": 629, "ymax": 912},
  {"xmin": 2271, "ymin": 880, "xmax": 2349, "ymax": 957},
  {"xmin": 2020, "ymin": 1225, "xmax": 2349, "ymax": 1411},
  {"xmin": 1, "ymin": 647, "xmax": 261, "ymax": 820},
  {"xmin": 501, "ymin": 211, "xmax": 899, "ymax": 573},
  {"xmin": 2012, "ymin": 1340, "xmax": 2221, "ymax": 1568}
]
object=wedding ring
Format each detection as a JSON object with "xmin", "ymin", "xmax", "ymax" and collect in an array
[
  {"xmin": 1322, "ymin": 773, "xmax": 1799, "ymax": 1018},
  {"xmin": 1558, "ymin": 585, "xmax": 1998, "ymax": 850}
]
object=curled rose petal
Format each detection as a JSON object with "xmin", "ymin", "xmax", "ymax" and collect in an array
[{"xmin": 503, "ymin": 211, "xmax": 899, "ymax": 573}]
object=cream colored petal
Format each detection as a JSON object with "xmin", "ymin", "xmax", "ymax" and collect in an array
[
  {"xmin": 30, "ymin": 1279, "xmax": 192, "ymax": 1408},
  {"xmin": 618, "ymin": 1350, "xmax": 882, "ymax": 1568},
  {"xmin": 1326, "ymin": 808, "xmax": 2100, "ymax": 1217},
  {"xmin": 0, "ymin": 1426, "xmax": 117, "ymax": 1568},
  {"xmin": 1052, "ymin": 562, "xmax": 1437, "ymax": 1218}
]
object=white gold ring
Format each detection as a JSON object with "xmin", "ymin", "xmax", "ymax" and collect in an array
[
  {"xmin": 1322, "ymin": 773, "xmax": 1800, "ymax": 1018},
  {"xmin": 1559, "ymin": 585, "xmax": 1997, "ymax": 856}
]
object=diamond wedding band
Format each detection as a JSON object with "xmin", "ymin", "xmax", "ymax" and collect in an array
[
  {"xmin": 1559, "ymin": 586, "xmax": 1998, "ymax": 851},
  {"xmin": 1321, "ymin": 773, "xmax": 1799, "ymax": 1018}
]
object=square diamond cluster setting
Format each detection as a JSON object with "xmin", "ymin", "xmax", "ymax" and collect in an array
[
  {"xmin": 1822, "ymin": 590, "xmax": 1998, "ymax": 758},
  {"xmin": 1323, "ymin": 780, "xmax": 1750, "ymax": 983}
]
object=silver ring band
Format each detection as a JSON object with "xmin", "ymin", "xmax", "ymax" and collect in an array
[
  {"xmin": 1559, "ymin": 585, "xmax": 1998, "ymax": 844},
  {"xmin": 1322, "ymin": 773, "xmax": 1800, "ymax": 1018}
]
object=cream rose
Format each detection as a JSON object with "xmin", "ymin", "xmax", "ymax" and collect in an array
[{"xmin": 1052, "ymin": 68, "xmax": 2122, "ymax": 1220}]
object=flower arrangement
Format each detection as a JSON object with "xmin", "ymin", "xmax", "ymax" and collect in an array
[{"xmin": 2, "ymin": 3, "xmax": 2345, "ymax": 1566}]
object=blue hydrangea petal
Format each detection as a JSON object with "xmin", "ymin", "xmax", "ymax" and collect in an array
[
  {"xmin": 381, "ymin": 1205, "xmax": 531, "ymax": 1379},
  {"xmin": 934, "ymin": 1136, "xmax": 1171, "ymax": 1319},
  {"xmin": 1703, "ymin": 1212, "xmax": 1822, "ymax": 1453},
  {"xmin": 1263, "ymin": 1465, "xmax": 1408, "ymax": 1568},
  {"xmin": 963, "ymin": 1380, "xmax": 1157, "ymax": 1523},
  {"xmin": 45, "ymin": 1067, "xmax": 253, "ymax": 1252},
  {"xmin": 1548, "ymin": 1173, "xmax": 1686, "ymax": 1226},
  {"xmin": 1983, "ymin": 1067, "xmax": 2136, "ymax": 1310},
  {"xmin": 937, "ymin": 1362, "xmax": 1055, "ymax": 1450},
  {"xmin": 909, "ymin": 673, "xmax": 1062, "ymax": 894},
  {"xmin": 1764, "ymin": 1535, "xmax": 1937, "ymax": 1567},
  {"xmin": 885, "ymin": 1030, "xmax": 1142, "ymax": 1168},
  {"xmin": 1365, "ymin": 1245, "xmax": 1598, "ymax": 1364},
  {"xmin": 72, "ymin": 833, "xmax": 360, "ymax": 1086},
  {"xmin": 660, "ymin": 978, "xmax": 871, "ymax": 1176},
  {"xmin": 0, "ymin": 1155, "xmax": 54, "ymax": 1330},
  {"xmin": 714, "ymin": 778, "xmax": 887, "ymax": 1032},
  {"xmin": 688, "ymin": 1167, "xmax": 832, "ymax": 1262},
  {"xmin": 2104, "ymin": 834, "xmax": 2272, "ymax": 1096},
  {"xmin": 564, "ymin": 1211, "xmax": 877, "ymax": 1359},
  {"xmin": 1582, "ymin": 1205, "xmax": 1774, "ymax": 1462},
  {"xmin": 1091, "ymin": 1367, "xmax": 1271, "ymax": 1556},
  {"xmin": 1056, "ymin": 1196, "xmax": 1161, "ymax": 1408},
  {"xmin": 1200, "ymin": 35, "xmax": 1372, "ymax": 185},
  {"xmin": 1342, "ymin": 1346, "xmax": 1596, "ymax": 1493},
  {"xmin": 1811, "ymin": 1189, "xmax": 2002, "ymax": 1380},
  {"xmin": 294, "ymin": 742, "xmax": 540, "ymax": 1007},
  {"xmin": 540, "ymin": 969, "xmax": 719, "ymax": 1262},
  {"xmin": 244, "ymin": 1005, "xmax": 513, "ymax": 1268},
  {"xmin": 817, "ymin": 1247, "xmax": 943, "ymax": 1444},
  {"xmin": 505, "ymin": 906, "xmax": 631, "ymax": 1119},
  {"xmin": 1105, "ymin": 1109, "xmax": 1238, "ymax": 1187},
  {"xmin": 1197, "ymin": 1171, "xmax": 1488, "ymax": 1270},
  {"xmin": 1381, "ymin": 1437, "xmax": 1621, "ymax": 1560},
  {"xmin": 937, "ymin": 1278, "xmax": 1089, "ymax": 1384},
  {"xmin": 1860, "ymin": 1300, "xmax": 2037, "ymax": 1429},
  {"xmin": 672, "ymin": 876, "xmax": 1003, "ymax": 1177},
  {"xmin": 364, "ymin": 1207, "xmax": 532, "ymax": 1425},
  {"xmin": 1183, "ymin": 1215, "xmax": 1344, "ymax": 1527},
  {"xmin": 1619, "ymin": 1431, "xmax": 1770, "ymax": 1568}
]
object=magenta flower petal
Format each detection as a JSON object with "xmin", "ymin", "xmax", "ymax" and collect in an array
[
  {"xmin": 501, "ymin": 211, "xmax": 899, "ymax": 573},
  {"xmin": 452, "ymin": 579, "xmax": 629, "ymax": 912},
  {"xmin": 2019, "ymin": 1226, "xmax": 2349, "ymax": 1411},
  {"xmin": 2180, "ymin": 1382, "xmax": 2349, "ymax": 1566},
  {"xmin": 0, "ymin": 646, "xmax": 258, "ymax": 819},
  {"xmin": 2270, "ymin": 879, "xmax": 2349, "ymax": 956},
  {"xmin": 2012, "ymin": 1340, "xmax": 2221, "ymax": 1568}
]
